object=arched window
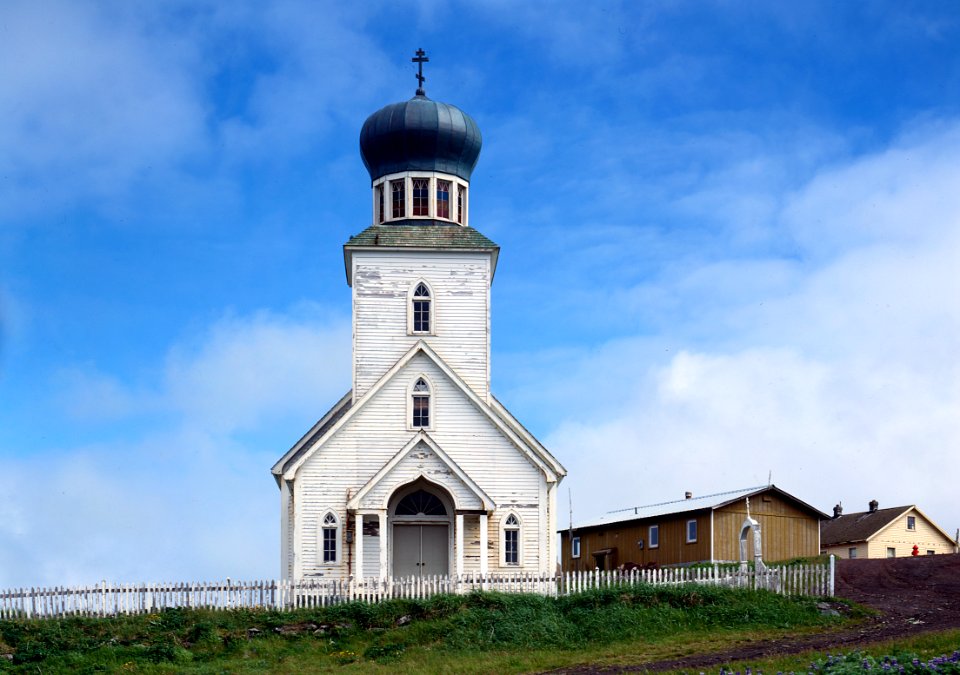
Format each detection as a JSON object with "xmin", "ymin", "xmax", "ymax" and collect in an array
[
  {"xmin": 320, "ymin": 511, "xmax": 339, "ymax": 563},
  {"xmin": 391, "ymin": 180, "xmax": 405, "ymax": 218},
  {"xmin": 411, "ymin": 282, "xmax": 431, "ymax": 334},
  {"xmin": 503, "ymin": 513, "xmax": 521, "ymax": 565},
  {"xmin": 395, "ymin": 489, "xmax": 447, "ymax": 516},
  {"xmin": 412, "ymin": 377, "xmax": 430, "ymax": 428}
]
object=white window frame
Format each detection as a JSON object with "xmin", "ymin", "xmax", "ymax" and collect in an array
[
  {"xmin": 648, "ymin": 524, "xmax": 659, "ymax": 549},
  {"xmin": 371, "ymin": 172, "xmax": 467, "ymax": 225},
  {"xmin": 407, "ymin": 280, "xmax": 435, "ymax": 336},
  {"xmin": 848, "ymin": 547, "xmax": 858, "ymax": 559},
  {"xmin": 571, "ymin": 536, "xmax": 581, "ymax": 559},
  {"xmin": 318, "ymin": 510, "xmax": 341, "ymax": 565},
  {"xmin": 906, "ymin": 515, "xmax": 916, "ymax": 530},
  {"xmin": 686, "ymin": 519, "xmax": 698, "ymax": 544},
  {"xmin": 407, "ymin": 374, "xmax": 434, "ymax": 431},
  {"xmin": 501, "ymin": 512, "xmax": 522, "ymax": 566},
  {"xmin": 886, "ymin": 547, "xmax": 896, "ymax": 558}
]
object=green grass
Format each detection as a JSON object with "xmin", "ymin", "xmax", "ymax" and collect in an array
[{"xmin": 0, "ymin": 583, "xmax": 855, "ymax": 673}]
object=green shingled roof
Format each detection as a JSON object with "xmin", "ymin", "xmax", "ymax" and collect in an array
[{"xmin": 345, "ymin": 222, "xmax": 498, "ymax": 249}]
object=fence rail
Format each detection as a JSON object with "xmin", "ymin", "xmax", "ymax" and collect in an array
[{"xmin": 0, "ymin": 560, "xmax": 834, "ymax": 620}]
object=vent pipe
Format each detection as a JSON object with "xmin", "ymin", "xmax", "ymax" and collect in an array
[
  {"xmin": 684, "ymin": 491, "xmax": 693, "ymax": 500},
  {"xmin": 868, "ymin": 499, "xmax": 879, "ymax": 513}
]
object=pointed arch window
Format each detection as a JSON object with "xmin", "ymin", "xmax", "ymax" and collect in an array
[
  {"xmin": 376, "ymin": 184, "xmax": 385, "ymax": 224},
  {"xmin": 413, "ymin": 178, "xmax": 429, "ymax": 216},
  {"xmin": 391, "ymin": 180, "xmax": 405, "ymax": 219},
  {"xmin": 412, "ymin": 282, "xmax": 431, "ymax": 333},
  {"xmin": 503, "ymin": 513, "xmax": 521, "ymax": 565},
  {"xmin": 436, "ymin": 179, "xmax": 451, "ymax": 219},
  {"xmin": 412, "ymin": 377, "xmax": 430, "ymax": 428},
  {"xmin": 457, "ymin": 185, "xmax": 466, "ymax": 224},
  {"xmin": 320, "ymin": 511, "xmax": 340, "ymax": 563}
]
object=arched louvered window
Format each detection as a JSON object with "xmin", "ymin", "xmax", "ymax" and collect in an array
[
  {"xmin": 412, "ymin": 282, "xmax": 431, "ymax": 333},
  {"xmin": 395, "ymin": 489, "xmax": 447, "ymax": 516},
  {"xmin": 412, "ymin": 377, "xmax": 430, "ymax": 428},
  {"xmin": 320, "ymin": 511, "xmax": 339, "ymax": 563}
]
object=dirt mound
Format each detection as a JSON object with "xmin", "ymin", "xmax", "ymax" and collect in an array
[{"xmin": 553, "ymin": 555, "xmax": 960, "ymax": 673}]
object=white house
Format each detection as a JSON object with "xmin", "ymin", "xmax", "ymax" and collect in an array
[{"xmin": 270, "ymin": 63, "xmax": 566, "ymax": 581}]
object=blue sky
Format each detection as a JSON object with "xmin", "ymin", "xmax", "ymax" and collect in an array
[{"xmin": 2, "ymin": 1, "xmax": 959, "ymax": 586}]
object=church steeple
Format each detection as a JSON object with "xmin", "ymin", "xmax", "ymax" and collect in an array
[{"xmin": 358, "ymin": 50, "xmax": 482, "ymax": 227}]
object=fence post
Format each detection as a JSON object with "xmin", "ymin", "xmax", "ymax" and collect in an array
[{"xmin": 828, "ymin": 554, "xmax": 835, "ymax": 597}]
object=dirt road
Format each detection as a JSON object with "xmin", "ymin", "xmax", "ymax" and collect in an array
[{"xmin": 556, "ymin": 555, "xmax": 960, "ymax": 673}]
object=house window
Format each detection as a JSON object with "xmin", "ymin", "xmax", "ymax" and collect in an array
[
  {"xmin": 848, "ymin": 547, "xmax": 858, "ymax": 559},
  {"xmin": 457, "ymin": 185, "xmax": 465, "ymax": 224},
  {"xmin": 412, "ymin": 282, "xmax": 431, "ymax": 333},
  {"xmin": 571, "ymin": 536, "xmax": 581, "ymax": 558},
  {"xmin": 886, "ymin": 547, "xmax": 896, "ymax": 558},
  {"xmin": 413, "ymin": 177, "xmax": 429, "ymax": 216},
  {"xmin": 321, "ymin": 511, "xmax": 339, "ymax": 563},
  {"xmin": 412, "ymin": 377, "xmax": 430, "ymax": 428},
  {"xmin": 927, "ymin": 550, "xmax": 936, "ymax": 556},
  {"xmin": 503, "ymin": 513, "xmax": 520, "ymax": 565},
  {"xmin": 686, "ymin": 519, "xmax": 698, "ymax": 543},
  {"xmin": 649, "ymin": 524, "xmax": 659, "ymax": 549},
  {"xmin": 907, "ymin": 516, "xmax": 916, "ymax": 530},
  {"xmin": 376, "ymin": 184, "xmax": 384, "ymax": 223},
  {"xmin": 437, "ymin": 180, "xmax": 451, "ymax": 219},
  {"xmin": 391, "ymin": 180, "xmax": 405, "ymax": 218}
]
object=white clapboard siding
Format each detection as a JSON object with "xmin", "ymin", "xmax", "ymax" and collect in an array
[
  {"xmin": 296, "ymin": 351, "xmax": 545, "ymax": 579},
  {"xmin": 353, "ymin": 252, "xmax": 491, "ymax": 399},
  {"xmin": 0, "ymin": 560, "xmax": 835, "ymax": 620}
]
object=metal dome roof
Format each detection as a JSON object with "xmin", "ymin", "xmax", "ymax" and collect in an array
[{"xmin": 359, "ymin": 94, "xmax": 482, "ymax": 183}]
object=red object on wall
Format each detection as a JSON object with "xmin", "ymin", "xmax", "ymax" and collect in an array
[{"xmin": 912, "ymin": 544, "xmax": 920, "ymax": 556}]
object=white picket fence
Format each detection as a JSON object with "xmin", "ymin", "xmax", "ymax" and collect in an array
[{"xmin": 0, "ymin": 560, "xmax": 834, "ymax": 620}]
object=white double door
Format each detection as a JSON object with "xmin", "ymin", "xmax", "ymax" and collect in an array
[{"xmin": 393, "ymin": 523, "xmax": 449, "ymax": 578}]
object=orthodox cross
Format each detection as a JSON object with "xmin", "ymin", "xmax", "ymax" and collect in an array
[{"xmin": 412, "ymin": 48, "xmax": 429, "ymax": 95}]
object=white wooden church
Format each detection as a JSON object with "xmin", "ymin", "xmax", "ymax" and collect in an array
[{"xmin": 270, "ymin": 59, "xmax": 566, "ymax": 581}]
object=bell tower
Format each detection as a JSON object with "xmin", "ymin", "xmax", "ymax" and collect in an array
[{"xmin": 344, "ymin": 51, "xmax": 499, "ymax": 402}]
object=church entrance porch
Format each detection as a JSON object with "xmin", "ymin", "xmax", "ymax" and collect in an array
[
  {"xmin": 393, "ymin": 524, "xmax": 449, "ymax": 578},
  {"xmin": 388, "ymin": 481, "xmax": 454, "ymax": 578}
]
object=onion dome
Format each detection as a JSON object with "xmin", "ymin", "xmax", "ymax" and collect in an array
[{"xmin": 359, "ymin": 94, "xmax": 482, "ymax": 183}]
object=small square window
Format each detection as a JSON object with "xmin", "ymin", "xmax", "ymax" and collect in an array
[
  {"xmin": 926, "ymin": 550, "xmax": 936, "ymax": 556},
  {"xmin": 907, "ymin": 516, "xmax": 916, "ymax": 530},
  {"xmin": 649, "ymin": 524, "xmax": 659, "ymax": 549},
  {"xmin": 686, "ymin": 519, "xmax": 697, "ymax": 543},
  {"xmin": 571, "ymin": 536, "xmax": 581, "ymax": 558},
  {"xmin": 848, "ymin": 547, "xmax": 858, "ymax": 559},
  {"xmin": 886, "ymin": 547, "xmax": 896, "ymax": 558}
]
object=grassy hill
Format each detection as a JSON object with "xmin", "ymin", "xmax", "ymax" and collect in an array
[{"xmin": 0, "ymin": 583, "xmax": 853, "ymax": 673}]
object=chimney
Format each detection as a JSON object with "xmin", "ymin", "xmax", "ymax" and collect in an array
[
  {"xmin": 685, "ymin": 491, "xmax": 693, "ymax": 500},
  {"xmin": 869, "ymin": 499, "xmax": 879, "ymax": 513},
  {"xmin": 833, "ymin": 503, "xmax": 843, "ymax": 519}
]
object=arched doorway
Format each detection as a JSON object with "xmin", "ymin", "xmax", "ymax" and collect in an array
[{"xmin": 389, "ymin": 480, "xmax": 453, "ymax": 578}]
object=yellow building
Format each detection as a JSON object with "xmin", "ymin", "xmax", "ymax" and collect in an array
[{"xmin": 821, "ymin": 501, "xmax": 958, "ymax": 559}]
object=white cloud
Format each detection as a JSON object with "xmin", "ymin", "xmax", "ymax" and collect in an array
[
  {"xmin": 533, "ymin": 120, "xmax": 960, "ymax": 538},
  {"xmin": 0, "ymin": 305, "xmax": 351, "ymax": 586}
]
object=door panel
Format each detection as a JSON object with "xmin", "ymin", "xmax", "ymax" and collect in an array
[
  {"xmin": 392, "ymin": 524, "xmax": 450, "ymax": 578},
  {"xmin": 393, "ymin": 526, "xmax": 421, "ymax": 578},
  {"xmin": 420, "ymin": 525, "xmax": 449, "ymax": 576}
]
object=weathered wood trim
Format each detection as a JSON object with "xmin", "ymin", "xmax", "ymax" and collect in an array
[
  {"xmin": 346, "ymin": 430, "xmax": 495, "ymax": 511},
  {"xmin": 282, "ymin": 341, "xmax": 559, "ymax": 482},
  {"xmin": 270, "ymin": 391, "xmax": 352, "ymax": 478}
]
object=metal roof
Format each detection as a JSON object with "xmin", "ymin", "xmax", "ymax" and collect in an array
[
  {"xmin": 359, "ymin": 94, "xmax": 482, "ymax": 182},
  {"xmin": 569, "ymin": 485, "xmax": 827, "ymax": 531}
]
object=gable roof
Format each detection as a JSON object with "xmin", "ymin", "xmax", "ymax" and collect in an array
[
  {"xmin": 274, "ymin": 340, "xmax": 564, "ymax": 483},
  {"xmin": 347, "ymin": 431, "xmax": 495, "ymax": 511},
  {"xmin": 270, "ymin": 390, "xmax": 353, "ymax": 482},
  {"xmin": 566, "ymin": 485, "xmax": 827, "ymax": 533},
  {"xmin": 820, "ymin": 505, "xmax": 956, "ymax": 547},
  {"xmin": 343, "ymin": 223, "xmax": 500, "ymax": 285}
]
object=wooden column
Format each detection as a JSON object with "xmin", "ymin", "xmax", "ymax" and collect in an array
[
  {"xmin": 455, "ymin": 513, "xmax": 464, "ymax": 577},
  {"xmin": 378, "ymin": 511, "xmax": 388, "ymax": 579},
  {"xmin": 479, "ymin": 514, "xmax": 489, "ymax": 575},
  {"xmin": 354, "ymin": 514, "xmax": 363, "ymax": 579}
]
